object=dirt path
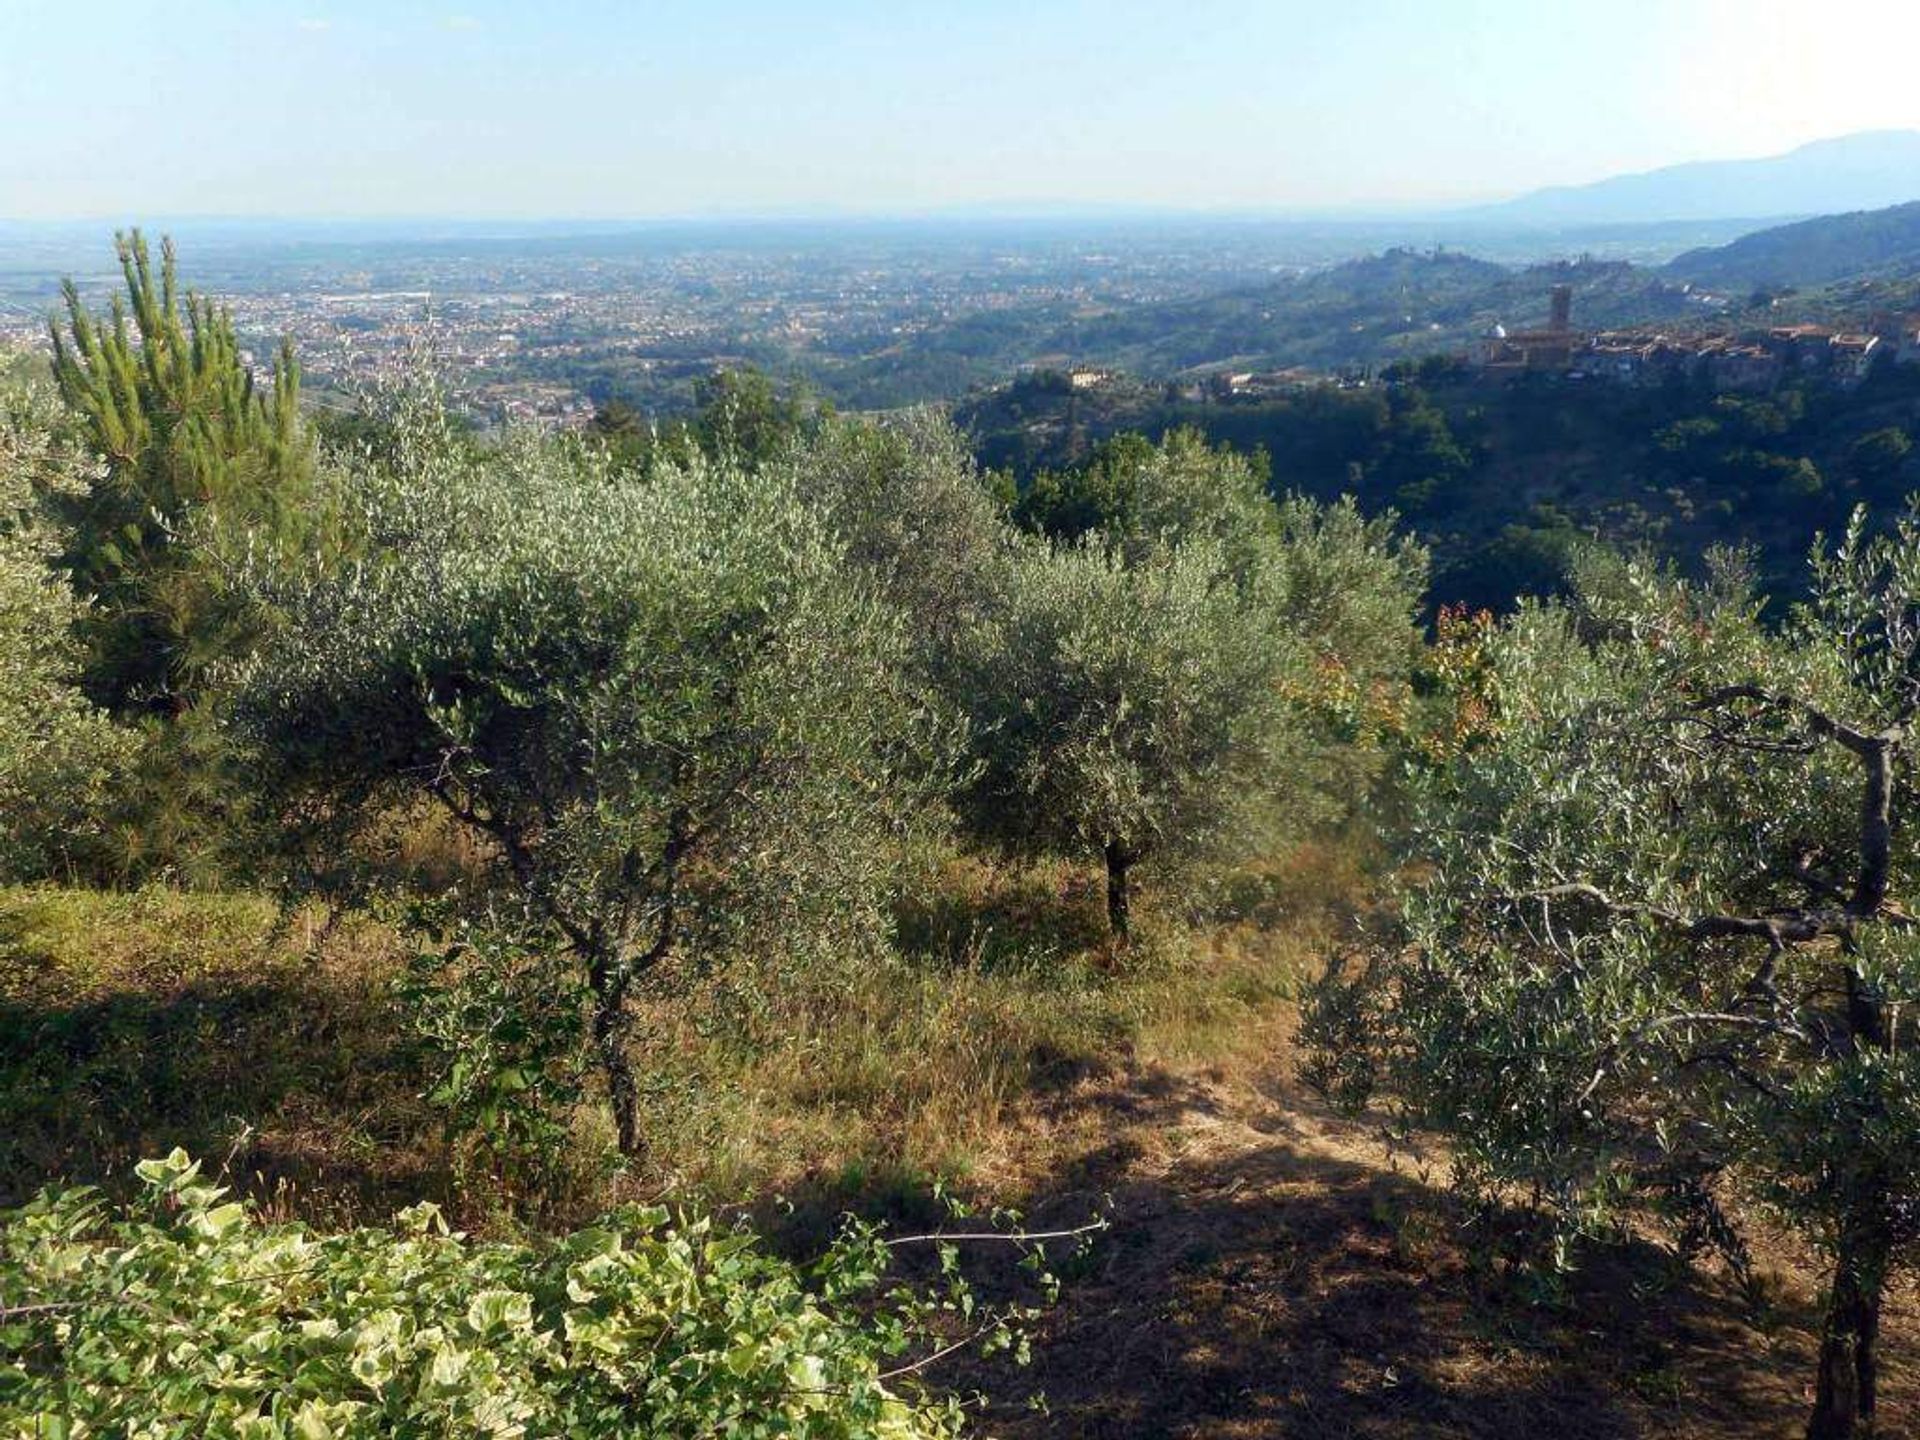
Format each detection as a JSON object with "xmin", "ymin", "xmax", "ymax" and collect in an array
[{"xmin": 952, "ymin": 1012, "xmax": 1918, "ymax": 1439}]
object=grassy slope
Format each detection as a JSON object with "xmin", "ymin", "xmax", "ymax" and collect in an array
[
  {"xmin": 0, "ymin": 844, "xmax": 1342, "ymax": 1226},
  {"xmin": 5, "ymin": 852, "xmax": 1913, "ymax": 1436},
  {"xmin": 0, "ymin": 889, "xmax": 437, "ymax": 1222}
]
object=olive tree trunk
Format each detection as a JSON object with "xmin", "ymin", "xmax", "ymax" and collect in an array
[
  {"xmin": 1808, "ymin": 966, "xmax": 1893, "ymax": 1440},
  {"xmin": 1104, "ymin": 841, "xmax": 1134, "ymax": 941},
  {"xmin": 1808, "ymin": 1226, "xmax": 1887, "ymax": 1440},
  {"xmin": 587, "ymin": 950, "xmax": 641, "ymax": 1157}
]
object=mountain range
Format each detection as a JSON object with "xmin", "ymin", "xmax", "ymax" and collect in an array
[{"xmin": 1463, "ymin": 130, "xmax": 1920, "ymax": 228}]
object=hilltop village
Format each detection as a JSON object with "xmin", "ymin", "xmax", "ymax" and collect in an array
[{"xmin": 1190, "ymin": 284, "xmax": 1920, "ymax": 401}]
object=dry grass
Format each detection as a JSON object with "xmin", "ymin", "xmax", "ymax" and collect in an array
[
  {"xmin": 0, "ymin": 885, "xmax": 431, "ymax": 1222},
  {"xmin": 626, "ymin": 845, "xmax": 1349, "ymax": 1212},
  {"xmin": 5, "ymin": 854, "xmax": 1911, "ymax": 1437},
  {"xmin": 0, "ymin": 845, "xmax": 1340, "ymax": 1224}
]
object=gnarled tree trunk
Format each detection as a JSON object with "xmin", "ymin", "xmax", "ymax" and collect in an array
[
  {"xmin": 1809, "ymin": 964, "xmax": 1892, "ymax": 1440},
  {"xmin": 579, "ymin": 807, "xmax": 695, "ymax": 1159},
  {"xmin": 1809, "ymin": 1223, "xmax": 1887, "ymax": 1439},
  {"xmin": 587, "ymin": 950, "xmax": 641, "ymax": 1157}
]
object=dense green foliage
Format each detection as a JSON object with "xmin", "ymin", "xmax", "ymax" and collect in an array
[
  {"xmin": 0, "ymin": 380, "xmax": 128, "ymax": 880},
  {"xmin": 0, "ymin": 1150, "xmax": 969, "ymax": 1438},
  {"xmin": 967, "ymin": 362, "xmax": 1920, "ymax": 611},
  {"xmin": 776, "ymin": 407, "xmax": 1015, "ymax": 664},
  {"xmin": 240, "ymin": 388, "xmax": 949, "ymax": 1154},
  {"xmin": 1012, "ymin": 430, "xmax": 1278, "ymax": 557}
]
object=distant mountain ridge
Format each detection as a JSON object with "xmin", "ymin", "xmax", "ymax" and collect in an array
[
  {"xmin": 1666, "ymin": 200, "xmax": 1920, "ymax": 290},
  {"xmin": 1462, "ymin": 131, "xmax": 1920, "ymax": 227}
]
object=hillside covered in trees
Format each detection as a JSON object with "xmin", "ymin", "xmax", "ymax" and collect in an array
[
  {"xmin": 807, "ymin": 251, "xmax": 1708, "ymax": 409},
  {"xmin": 1669, "ymin": 200, "xmax": 1920, "ymax": 291},
  {"xmin": 959, "ymin": 354, "xmax": 1920, "ymax": 613},
  {"xmin": 2, "ymin": 237, "xmax": 1917, "ymax": 1440}
]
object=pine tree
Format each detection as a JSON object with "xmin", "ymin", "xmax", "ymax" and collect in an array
[{"xmin": 49, "ymin": 230, "xmax": 309, "ymax": 713}]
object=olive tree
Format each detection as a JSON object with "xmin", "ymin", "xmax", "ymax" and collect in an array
[
  {"xmin": 962, "ymin": 429, "xmax": 1424, "ymax": 939},
  {"xmin": 777, "ymin": 408, "xmax": 1017, "ymax": 662},
  {"xmin": 0, "ymin": 376, "xmax": 128, "ymax": 879},
  {"xmin": 1317, "ymin": 532, "xmax": 1920, "ymax": 1439},
  {"xmin": 1015, "ymin": 427, "xmax": 1277, "ymax": 575},
  {"xmin": 239, "ymin": 401, "xmax": 948, "ymax": 1156},
  {"xmin": 958, "ymin": 497, "xmax": 1422, "ymax": 938},
  {"xmin": 955, "ymin": 537, "xmax": 1289, "ymax": 938}
]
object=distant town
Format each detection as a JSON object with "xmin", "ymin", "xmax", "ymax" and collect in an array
[
  {"xmin": 3, "ymin": 223, "xmax": 1916, "ymax": 430},
  {"xmin": 0, "ymin": 222, "xmax": 1329, "ymax": 425},
  {"xmin": 1149, "ymin": 285, "xmax": 1920, "ymax": 404}
]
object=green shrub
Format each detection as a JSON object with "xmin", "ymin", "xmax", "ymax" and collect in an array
[
  {"xmin": 0, "ymin": 1150, "xmax": 969, "ymax": 1438},
  {"xmin": 393, "ymin": 915, "xmax": 604, "ymax": 1216}
]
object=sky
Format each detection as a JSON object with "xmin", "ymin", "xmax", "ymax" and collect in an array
[{"xmin": 3, "ymin": 0, "xmax": 1920, "ymax": 220}]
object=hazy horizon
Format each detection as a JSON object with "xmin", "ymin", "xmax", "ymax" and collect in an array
[{"xmin": 6, "ymin": 0, "xmax": 1920, "ymax": 222}]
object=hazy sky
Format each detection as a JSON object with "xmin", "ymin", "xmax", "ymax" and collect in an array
[{"xmin": 4, "ymin": 0, "xmax": 1919, "ymax": 219}]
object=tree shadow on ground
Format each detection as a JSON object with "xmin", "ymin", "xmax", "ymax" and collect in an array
[
  {"xmin": 925, "ymin": 1068, "xmax": 1915, "ymax": 1440},
  {"xmin": 0, "ymin": 969, "xmax": 435, "ymax": 1220}
]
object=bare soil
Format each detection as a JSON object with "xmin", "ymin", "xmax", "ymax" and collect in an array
[{"xmin": 950, "ymin": 1008, "xmax": 1919, "ymax": 1439}]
